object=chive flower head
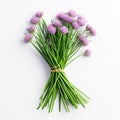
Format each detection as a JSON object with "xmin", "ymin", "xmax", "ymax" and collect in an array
[
  {"xmin": 78, "ymin": 18, "xmax": 86, "ymax": 26},
  {"xmin": 68, "ymin": 10, "xmax": 77, "ymax": 17},
  {"xmin": 78, "ymin": 34, "xmax": 88, "ymax": 46},
  {"xmin": 27, "ymin": 25, "xmax": 35, "ymax": 33},
  {"xmin": 47, "ymin": 24, "xmax": 56, "ymax": 34},
  {"xmin": 35, "ymin": 11, "xmax": 43, "ymax": 18},
  {"xmin": 86, "ymin": 25, "xmax": 96, "ymax": 36},
  {"xmin": 52, "ymin": 20, "xmax": 62, "ymax": 27},
  {"xmin": 72, "ymin": 21, "xmax": 79, "ymax": 29},
  {"xmin": 60, "ymin": 26, "xmax": 68, "ymax": 34},
  {"xmin": 84, "ymin": 49, "xmax": 91, "ymax": 56},
  {"xmin": 24, "ymin": 34, "xmax": 33, "ymax": 43},
  {"xmin": 31, "ymin": 17, "xmax": 40, "ymax": 24}
]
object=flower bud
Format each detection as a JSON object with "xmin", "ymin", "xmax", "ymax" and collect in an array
[
  {"xmin": 35, "ymin": 11, "xmax": 43, "ymax": 18},
  {"xmin": 52, "ymin": 20, "xmax": 62, "ymax": 27},
  {"xmin": 84, "ymin": 49, "xmax": 91, "ymax": 56},
  {"xmin": 27, "ymin": 25, "xmax": 35, "ymax": 33},
  {"xmin": 68, "ymin": 10, "xmax": 77, "ymax": 17},
  {"xmin": 86, "ymin": 25, "xmax": 96, "ymax": 36},
  {"xmin": 31, "ymin": 17, "xmax": 40, "ymax": 24},
  {"xmin": 47, "ymin": 24, "xmax": 56, "ymax": 34},
  {"xmin": 78, "ymin": 35, "xmax": 88, "ymax": 46},
  {"xmin": 24, "ymin": 34, "xmax": 33, "ymax": 43},
  {"xmin": 60, "ymin": 26, "xmax": 68, "ymax": 34}
]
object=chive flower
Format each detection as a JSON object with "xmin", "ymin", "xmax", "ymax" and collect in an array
[
  {"xmin": 47, "ymin": 24, "xmax": 56, "ymax": 34},
  {"xmin": 60, "ymin": 26, "xmax": 68, "ymax": 34},
  {"xmin": 35, "ymin": 11, "xmax": 43, "ymax": 18},
  {"xmin": 57, "ymin": 13, "xmax": 74, "ymax": 23},
  {"xmin": 24, "ymin": 34, "xmax": 33, "ymax": 43},
  {"xmin": 78, "ymin": 34, "xmax": 88, "ymax": 46},
  {"xmin": 65, "ymin": 16, "xmax": 74, "ymax": 23},
  {"xmin": 27, "ymin": 25, "xmax": 35, "ymax": 33},
  {"xmin": 78, "ymin": 18, "xmax": 86, "ymax": 26},
  {"xmin": 31, "ymin": 17, "xmax": 40, "ymax": 24},
  {"xmin": 84, "ymin": 49, "xmax": 91, "ymax": 56},
  {"xmin": 56, "ymin": 12, "xmax": 65, "ymax": 19},
  {"xmin": 72, "ymin": 21, "xmax": 79, "ymax": 29},
  {"xmin": 77, "ymin": 15, "xmax": 84, "ymax": 19},
  {"xmin": 68, "ymin": 10, "xmax": 77, "ymax": 17},
  {"xmin": 52, "ymin": 20, "xmax": 62, "ymax": 27},
  {"xmin": 86, "ymin": 25, "xmax": 96, "ymax": 36}
]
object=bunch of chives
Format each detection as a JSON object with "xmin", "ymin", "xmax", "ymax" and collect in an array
[{"xmin": 24, "ymin": 10, "xmax": 96, "ymax": 112}]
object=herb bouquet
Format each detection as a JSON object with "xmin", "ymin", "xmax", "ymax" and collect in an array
[{"xmin": 24, "ymin": 10, "xmax": 96, "ymax": 112}]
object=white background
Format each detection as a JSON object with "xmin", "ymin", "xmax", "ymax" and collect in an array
[{"xmin": 0, "ymin": 0, "xmax": 120, "ymax": 120}]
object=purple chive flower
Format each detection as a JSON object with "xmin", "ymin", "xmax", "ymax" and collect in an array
[
  {"xmin": 78, "ymin": 34, "xmax": 88, "ymax": 46},
  {"xmin": 84, "ymin": 49, "xmax": 91, "ymax": 56},
  {"xmin": 77, "ymin": 15, "xmax": 84, "ymax": 19},
  {"xmin": 52, "ymin": 20, "xmax": 62, "ymax": 27},
  {"xmin": 65, "ymin": 16, "xmax": 74, "ymax": 23},
  {"xmin": 31, "ymin": 17, "xmax": 40, "ymax": 24},
  {"xmin": 47, "ymin": 24, "xmax": 56, "ymax": 34},
  {"xmin": 68, "ymin": 10, "xmax": 77, "ymax": 17},
  {"xmin": 35, "ymin": 11, "xmax": 43, "ymax": 18},
  {"xmin": 60, "ymin": 26, "xmax": 68, "ymax": 34},
  {"xmin": 72, "ymin": 21, "xmax": 79, "ymax": 29},
  {"xmin": 24, "ymin": 34, "xmax": 33, "ymax": 43},
  {"xmin": 27, "ymin": 25, "xmax": 35, "ymax": 33},
  {"xmin": 57, "ymin": 13, "xmax": 74, "ymax": 23},
  {"xmin": 59, "ymin": 14, "xmax": 67, "ymax": 20},
  {"xmin": 56, "ymin": 12, "xmax": 65, "ymax": 19},
  {"xmin": 78, "ymin": 18, "xmax": 86, "ymax": 26},
  {"xmin": 86, "ymin": 25, "xmax": 96, "ymax": 36},
  {"xmin": 83, "ymin": 39, "xmax": 88, "ymax": 46}
]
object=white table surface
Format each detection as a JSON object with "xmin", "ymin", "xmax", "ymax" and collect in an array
[{"xmin": 0, "ymin": 0, "xmax": 120, "ymax": 120}]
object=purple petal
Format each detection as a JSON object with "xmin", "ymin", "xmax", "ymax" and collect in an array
[
  {"xmin": 31, "ymin": 17, "xmax": 40, "ymax": 24},
  {"xmin": 86, "ymin": 25, "xmax": 96, "ymax": 36},
  {"xmin": 60, "ymin": 26, "xmax": 68, "ymax": 34},
  {"xmin": 56, "ymin": 12, "xmax": 65, "ymax": 19},
  {"xmin": 47, "ymin": 24, "xmax": 56, "ymax": 34},
  {"xmin": 72, "ymin": 21, "xmax": 79, "ymax": 29},
  {"xmin": 78, "ymin": 34, "xmax": 88, "ymax": 46},
  {"xmin": 85, "ymin": 49, "xmax": 91, "ymax": 56},
  {"xmin": 24, "ymin": 34, "xmax": 33, "ymax": 43},
  {"xmin": 78, "ymin": 19, "xmax": 86, "ymax": 26},
  {"xmin": 36, "ymin": 11, "xmax": 43, "ymax": 18},
  {"xmin": 68, "ymin": 10, "xmax": 77, "ymax": 17},
  {"xmin": 52, "ymin": 20, "xmax": 62, "ymax": 27},
  {"xmin": 27, "ymin": 25, "xmax": 35, "ymax": 33}
]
